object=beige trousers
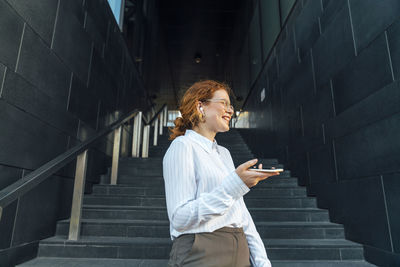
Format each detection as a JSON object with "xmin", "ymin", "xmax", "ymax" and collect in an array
[{"xmin": 168, "ymin": 227, "xmax": 251, "ymax": 267}]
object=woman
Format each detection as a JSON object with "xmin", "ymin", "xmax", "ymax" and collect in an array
[{"xmin": 163, "ymin": 80, "xmax": 281, "ymax": 267}]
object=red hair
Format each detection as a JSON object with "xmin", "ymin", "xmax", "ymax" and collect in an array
[{"xmin": 169, "ymin": 80, "xmax": 232, "ymax": 140}]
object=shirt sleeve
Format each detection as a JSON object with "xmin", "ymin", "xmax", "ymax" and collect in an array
[
  {"xmin": 162, "ymin": 139, "xmax": 250, "ymax": 232},
  {"xmin": 219, "ymin": 144, "xmax": 271, "ymax": 266},
  {"xmin": 240, "ymin": 199, "xmax": 272, "ymax": 267}
]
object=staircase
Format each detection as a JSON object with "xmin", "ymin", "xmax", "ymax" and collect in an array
[{"xmin": 19, "ymin": 128, "xmax": 376, "ymax": 267}]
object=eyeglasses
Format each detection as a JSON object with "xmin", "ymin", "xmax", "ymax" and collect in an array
[{"xmin": 204, "ymin": 98, "xmax": 234, "ymax": 112}]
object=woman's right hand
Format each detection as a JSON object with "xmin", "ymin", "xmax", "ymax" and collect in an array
[{"xmin": 235, "ymin": 159, "xmax": 281, "ymax": 188}]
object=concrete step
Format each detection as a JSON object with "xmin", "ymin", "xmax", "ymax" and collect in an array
[
  {"xmin": 18, "ymin": 258, "xmax": 170, "ymax": 267},
  {"xmin": 79, "ymin": 205, "xmax": 329, "ymax": 222},
  {"xmin": 36, "ymin": 236, "xmax": 365, "ymax": 261},
  {"xmin": 83, "ymin": 195, "xmax": 167, "ymax": 206},
  {"xmin": 18, "ymin": 258, "xmax": 377, "ymax": 267},
  {"xmin": 149, "ymin": 144, "xmax": 253, "ymax": 150},
  {"xmin": 115, "ymin": 175, "xmax": 296, "ymax": 187},
  {"xmin": 117, "ymin": 161, "xmax": 284, "ymax": 172},
  {"xmin": 91, "ymin": 184, "xmax": 306, "ymax": 198},
  {"xmin": 244, "ymin": 196, "xmax": 317, "ymax": 208},
  {"xmin": 119, "ymin": 156, "xmax": 280, "ymax": 166},
  {"xmin": 149, "ymin": 144, "xmax": 253, "ymax": 153},
  {"xmin": 115, "ymin": 169, "xmax": 292, "ymax": 180},
  {"xmin": 56, "ymin": 219, "xmax": 345, "ymax": 239},
  {"xmin": 83, "ymin": 194, "xmax": 316, "ymax": 208},
  {"xmin": 117, "ymin": 162, "xmax": 286, "ymax": 175},
  {"xmin": 149, "ymin": 150, "xmax": 256, "ymax": 158}
]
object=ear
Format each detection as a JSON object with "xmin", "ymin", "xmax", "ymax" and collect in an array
[{"xmin": 196, "ymin": 101, "xmax": 203, "ymax": 113}]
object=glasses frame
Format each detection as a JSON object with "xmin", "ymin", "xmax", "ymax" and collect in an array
[{"xmin": 203, "ymin": 98, "xmax": 234, "ymax": 112}]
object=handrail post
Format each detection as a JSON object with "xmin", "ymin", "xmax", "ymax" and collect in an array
[
  {"xmin": 153, "ymin": 117, "xmax": 158, "ymax": 146},
  {"xmin": 132, "ymin": 111, "xmax": 142, "ymax": 157},
  {"xmin": 159, "ymin": 112, "xmax": 163, "ymax": 135},
  {"xmin": 163, "ymin": 105, "xmax": 168, "ymax": 127},
  {"xmin": 111, "ymin": 126, "xmax": 122, "ymax": 185},
  {"xmin": 68, "ymin": 149, "xmax": 89, "ymax": 241},
  {"xmin": 142, "ymin": 125, "xmax": 150, "ymax": 158},
  {"xmin": 164, "ymin": 106, "xmax": 168, "ymax": 127}
]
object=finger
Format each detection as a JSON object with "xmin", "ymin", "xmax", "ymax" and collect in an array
[
  {"xmin": 258, "ymin": 163, "xmax": 262, "ymax": 169},
  {"xmin": 240, "ymin": 159, "xmax": 258, "ymax": 170}
]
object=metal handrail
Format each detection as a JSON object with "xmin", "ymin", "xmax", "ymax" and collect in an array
[
  {"xmin": 0, "ymin": 103, "xmax": 169, "ymax": 241},
  {"xmin": 140, "ymin": 104, "xmax": 168, "ymax": 157},
  {"xmin": 0, "ymin": 109, "xmax": 138, "ymax": 210},
  {"xmin": 140, "ymin": 104, "xmax": 167, "ymax": 126},
  {"xmin": 146, "ymin": 104, "xmax": 167, "ymax": 126}
]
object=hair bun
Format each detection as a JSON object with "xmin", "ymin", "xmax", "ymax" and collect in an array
[{"xmin": 174, "ymin": 116, "xmax": 184, "ymax": 125}]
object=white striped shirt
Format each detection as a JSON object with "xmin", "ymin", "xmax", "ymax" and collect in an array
[{"xmin": 162, "ymin": 129, "xmax": 271, "ymax": 267}]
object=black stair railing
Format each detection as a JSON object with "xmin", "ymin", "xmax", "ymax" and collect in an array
[{"xmin": 0, "ymin": 104, "xmax": 168, "ymax": 241}]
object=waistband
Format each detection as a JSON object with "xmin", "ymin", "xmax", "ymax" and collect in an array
[{"xmin": 214, "ymin": 227, "xmax": 244, "ymax": 234}]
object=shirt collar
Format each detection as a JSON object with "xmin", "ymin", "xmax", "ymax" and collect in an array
[{"xmin": 185, "ymin": 130, "xmax": 219, "ymax": 154}]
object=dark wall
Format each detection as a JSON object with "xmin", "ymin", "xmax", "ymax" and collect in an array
[
  {"xmin": 0, "ymin": 0, "xmax": 148, "ymax": 265},
  {"xmin": 229, "ymin": 0, "xmax": 400, "ymax": 266},
  {"xmin": 227, "ymin": 0, "xmax": 296, "ymax": 107}
]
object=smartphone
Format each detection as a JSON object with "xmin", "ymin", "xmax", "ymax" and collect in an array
[{"xmin": 249, "ymin": 168, "xmax": 284, "ymax": 173}]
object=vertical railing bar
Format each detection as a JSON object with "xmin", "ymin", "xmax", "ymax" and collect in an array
[
  {"xmin": 142, "ymin": 125, "xmax": 150, "ymax": 158},
  {"xmin": 153, "ymin": 117, "xmax": 158, "ymax": 146},
  {"xmin": 136, "ymin": 112, "xmax": 142, "ymax": 157},
  {"xmin": 159, "ymin": 112, "xmax": 163, "ymax": 135},
  {"xmin": 164, "ymin": 106, "xmax": 168, "ymax": 126},
  {"xmin": 68, "ymin": 149, "xmax": 89, "ymax": 241},
  {"xmin": 132, "ymin": 115, "xmax": 138, "ymax": 157},
  {"xmin": 131, "ymin": 112, "xmax": 142, "ymax": 157},
  {"xmin": 111, "ymin": 126, "xmax": 122, "ymax": 185}
]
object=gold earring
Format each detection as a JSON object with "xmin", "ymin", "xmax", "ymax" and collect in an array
[{"xmin": 200, "ymin": 112, "xmax": 206, "ymax": 122}]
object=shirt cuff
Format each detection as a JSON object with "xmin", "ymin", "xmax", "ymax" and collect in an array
[{"xmin": 221, "ymin": 170, "xmax": 250, "ymax": 199}]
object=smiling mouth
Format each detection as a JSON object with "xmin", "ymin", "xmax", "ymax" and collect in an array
[{"xmin": 222, "ymin": 116, "xmax": 230, "ymax": 123}]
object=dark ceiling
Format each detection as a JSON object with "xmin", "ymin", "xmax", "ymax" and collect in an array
[{"xmin": 158, "ymin": 0, "xmax": 242, "ymax": 106}]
